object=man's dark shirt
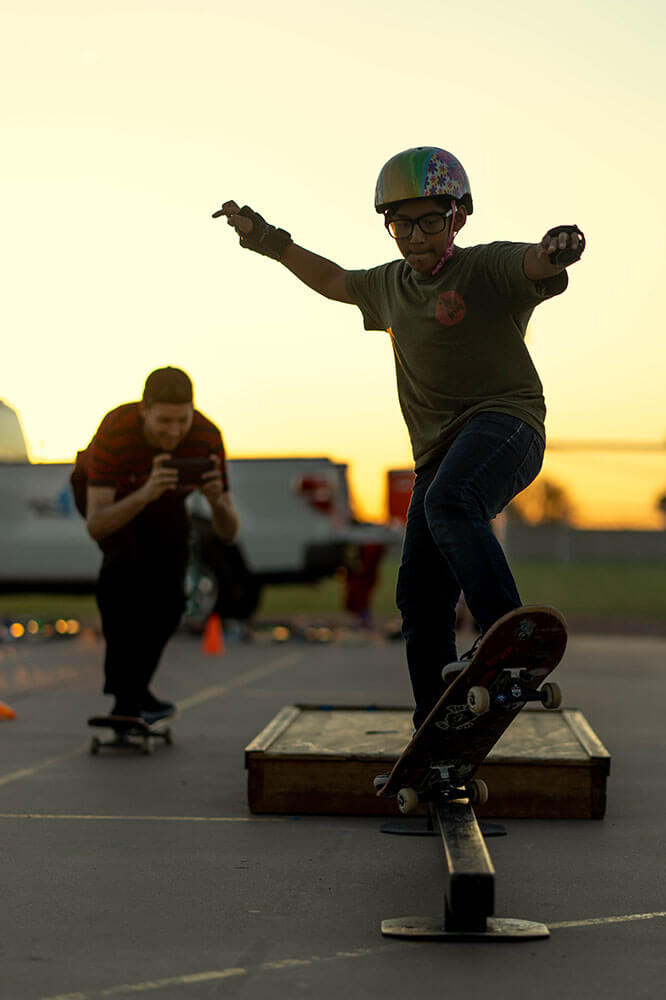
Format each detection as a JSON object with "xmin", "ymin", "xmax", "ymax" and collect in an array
[{"xmin": 86, "ymin": 403, "xmax": 228, "ymax": 573}]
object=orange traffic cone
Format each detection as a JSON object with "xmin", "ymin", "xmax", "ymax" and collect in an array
[
  {"xmin": 202, "ymin": 613, "xmax": 225, "ymax": 656},
  {"xmin": 0, "ymin": 700, "xmax": 16, "ymax": 720}
]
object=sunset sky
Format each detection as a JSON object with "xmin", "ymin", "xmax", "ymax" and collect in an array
[{"xmin": 2, "ymin": 0, "xmax": 664, "ymax": 528}]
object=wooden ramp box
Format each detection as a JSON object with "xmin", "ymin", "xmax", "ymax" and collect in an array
[{"xmin": 245, "ymin": 706, "xmax": 610, "ymax": 820}]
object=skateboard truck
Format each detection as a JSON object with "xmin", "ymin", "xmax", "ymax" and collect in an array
[
  {"xmin": 394, "ymin": 763, "xmax": 489, "ymax": 816},
  {"xmin": 467, "ymin": 671, "xmax": 562, "ymax": 715}
]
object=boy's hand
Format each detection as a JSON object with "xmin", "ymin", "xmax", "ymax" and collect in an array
[
  {"xmin": 212, "ymin": 200, "xmax": 253, "ymax": 232},
  {"xmin": 538, "ymin": 224, "xmax": 586, "ymax": 267},
  {"xmin": 212, "ymin": 201, "xmax": 292, "ymax": 261},
  {"xmin": 211, "ymin": 200, "xmax": 353, "ymax": 303}
]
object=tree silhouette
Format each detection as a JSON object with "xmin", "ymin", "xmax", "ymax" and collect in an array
[
  {"xmin": 509, "ymin": 478, "xmax": 575, "ymax": 525},
  {"xmin": 656, "ymin": 492, "xmax": 666, "ymax": 526}
]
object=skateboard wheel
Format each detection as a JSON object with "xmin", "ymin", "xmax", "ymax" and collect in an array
[
  {"xmin": 468, "ymin": 779, "xmax": 489, "ymax": 805},
  {"xmin": 141, "ymin": 738, "xmax": 153, "ymax": 755},
  {"xmin": 164, "ymin": 728, "xmax": 173, "ymax": 745},
  {"xmin": 89, "ymin": 738, "xmax": 100, "ymax": 755},
  {"xmin": 540, "ymin": 682, "xmax": 562, "ymax": 710},
  {"xmin": 467, "ymin": 686, "xmax": 491, "ymax": 715},
  {"xmin": 397, "ymin": 788, "xmax": 419, "ymax": 815}
]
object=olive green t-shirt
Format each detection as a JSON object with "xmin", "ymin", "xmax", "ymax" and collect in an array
[{"xmin": 346, "ymin": 242, "xmax": 568, "ymax": 468}]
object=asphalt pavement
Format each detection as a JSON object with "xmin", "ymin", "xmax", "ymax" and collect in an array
[{"xmin": 1, "ymin": 623, "xmax": 665, "ymax": 1000}]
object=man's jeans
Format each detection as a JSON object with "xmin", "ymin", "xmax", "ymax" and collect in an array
[
  {"xmin": 396, "ymin": 412, "xmax": 545, "ymax": 729},
  {"xmin": 97, "ymin": 561, "xmax": 185, "ymax": 711}
]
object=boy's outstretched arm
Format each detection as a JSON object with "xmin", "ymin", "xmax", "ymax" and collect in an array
[
  {"xmin": 523, "ymin": 223, "xmax": 586, "ymax": 281},
  {"xmin": 214, "ymin": 201, "xmax": 354, "ymax": 304}
]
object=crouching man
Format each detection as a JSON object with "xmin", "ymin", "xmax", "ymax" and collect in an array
[{"xmin": 81, "ymin": 366, "xmax": 239, "ymax": 721}]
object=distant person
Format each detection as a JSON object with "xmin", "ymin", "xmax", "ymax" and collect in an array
[
  {"xmin": 213, "ymin": 146, "xmax": 585, "ymax": 729},
  {"xmin": 341, "ymin": 542, "xmax": 386, "ymax": 630},
  {"xmin": 75, "ymin": 367, "xmax": 239, "ymax": 721}
]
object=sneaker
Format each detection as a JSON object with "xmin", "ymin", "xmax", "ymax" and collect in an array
[
  {"xmin": 441, "ymin": 661, "xmax": 465, "ymax": 686},
  {"xmin": 141, "ymin": 691, "xmax": 175, "ymax": 714},
  {"xmin": 141, "ymin": 706, "xmax": 176, "ymax": 725}
]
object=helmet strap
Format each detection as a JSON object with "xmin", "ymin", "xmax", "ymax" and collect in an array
[{"xmin": 430, "ymin": 199, "xmax": 457, "ymax": 276}]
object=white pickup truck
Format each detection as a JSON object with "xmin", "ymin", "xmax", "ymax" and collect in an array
[{"xmin": 0, "ymin": 400, "xmax": 394, "ymax": 621}]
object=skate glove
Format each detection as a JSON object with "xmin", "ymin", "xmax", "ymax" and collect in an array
[
  {"xmin": 235, "ymin": 206, "xmax": 293, "ymax": 261},
  {"xmin": 546, "ymin": 224, "xmax": 586, "ymax": 266}
]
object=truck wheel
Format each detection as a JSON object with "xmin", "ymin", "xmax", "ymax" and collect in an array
[
  {"xmin": 215, "ymin": 571, "xmax": 262, "ymax": 621},
  {"xmin": 190, "ymin": 519, "xmax": 262, "ymax": 622}
]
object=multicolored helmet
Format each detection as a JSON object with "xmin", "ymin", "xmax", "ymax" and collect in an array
[{"xmin": 374, "ymin": 147, "xmax": 473, "ymax": 215}]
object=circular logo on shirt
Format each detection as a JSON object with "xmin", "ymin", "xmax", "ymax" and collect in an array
[{"xmin": 436, "ymin": 290, "xmax": 466, "ymax": 326}]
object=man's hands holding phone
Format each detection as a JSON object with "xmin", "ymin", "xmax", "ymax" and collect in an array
[
  {"xmin": 142, "ymin": 454, "xmax": 222, "ymax": 502},
  {"xmin": 86, "ymin": 454, "xmax": 233, "ymax": 544}
]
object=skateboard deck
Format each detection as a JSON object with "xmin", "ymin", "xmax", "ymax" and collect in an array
[
  {"xmin": 87, "ymin": 714, "xmax": 175, "ymax": 755},
  {"xmin": 376, "ymin": 605, "xmax": 567, "ymax": 809}
]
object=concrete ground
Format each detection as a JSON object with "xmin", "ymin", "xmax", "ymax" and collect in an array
[{"xmin": 1, "ymin": 623, "xmax": 665, "ymax": 1000}]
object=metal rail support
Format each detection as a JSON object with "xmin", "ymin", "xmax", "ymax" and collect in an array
[{"xmin": 381, "ymin": 798, "xmax": 550, "ymax": 941}]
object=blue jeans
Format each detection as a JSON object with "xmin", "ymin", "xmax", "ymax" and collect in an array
[{"xmin": 396, "ymin": 411, "xmax": 545, "ymax": 729}]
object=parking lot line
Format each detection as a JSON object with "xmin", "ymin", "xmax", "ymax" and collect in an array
[
  {"xmin": 175, "ymin": 650, "xmax": 305, "ymax": 711},
  {"xmin": 549, "ymin": 910, "xmax": 666, "ymax": 929},
  {"xmin": 0, "ymin": 649, "xmax": 305, "ymax": 787},
  {"xmin": 0, "ymin": 813, "xmax": 284, "ymax": 823},
  {"xmin": 0, "ymin": 744, "xmax": 88, "ymax": 787},
  {"xmin": 35, "ymin": 911, "xmax": 666, "ymax": 999},
  {"xmin": 39, "ymin": 947, "xmax": 383, "ymax": 1000}
]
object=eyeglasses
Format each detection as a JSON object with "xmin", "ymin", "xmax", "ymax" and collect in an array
[{"xmin": 385, "ymin": 209, "xmax": 453, "ymax": 240}]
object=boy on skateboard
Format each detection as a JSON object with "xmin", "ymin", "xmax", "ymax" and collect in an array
[{"xmin": 214, "ymin": 146, "xmax": 584, "ymax": 729}]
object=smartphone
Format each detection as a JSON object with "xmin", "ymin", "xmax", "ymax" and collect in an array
[{"xmin": 163, "ymin": 457, "xmax": 214, "ymax": 486}]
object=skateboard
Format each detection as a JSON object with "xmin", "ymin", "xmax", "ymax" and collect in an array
[
  {"xmin": 87, "ymin": 714, "xmax": 175, "ymax": 756},
  {"xmin": 375, "ymin": 605, "xmax": 567, "ymax": 813}
]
